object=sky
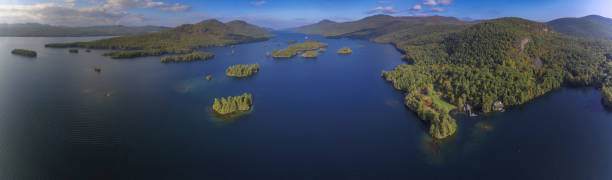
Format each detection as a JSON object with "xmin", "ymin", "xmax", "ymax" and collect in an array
[{"xmin": 0, "ymin": 0, "xmax": 609, "ymax": 29}]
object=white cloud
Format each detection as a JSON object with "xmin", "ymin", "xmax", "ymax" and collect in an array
[
  {"xmin": 161, "ymin": 3, "xmax": 190, "ymax": 11},
  {"xmin": 411, "ymin": 4, "xmax": 422, "ymax": 11},
  {"xmin": 64, "ymin": 0, "xmax": 76, "ymax": 7},
  {"xmin": 250, "ymin": 1, "xmax": 267, "ymax": 6},
  {"xmin": 429, "ymin": 7, "xmax": 446, "ymax": 12},
  {"xmin": 437, "ymin": 0, "xmax": 453, "ymax": 6},
  {"xmin": 0, "ymin": 0, "xmax": 191, "ymax": 26},
  {"xmin": 366, "ymin": 6, "xmax": 400, "ymax": 14},
  {"xmin": 0, "ymin": 3, "xmax": 138, "ymax": 26},
  {"xmin": 423, "ymin": 0, "xmax": 453, "ymax": 6},
  {"xmin": 104, "ymin": 0, "xmax": 190, "ymax": 12},
  {"xmin": 423, "ymin": 0, "xmax": 437, "ymax": 6}
]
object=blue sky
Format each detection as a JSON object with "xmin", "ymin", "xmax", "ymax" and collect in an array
[{"xmin": 0, "ymin": 0, "xmax": 609, "ymax": 28}]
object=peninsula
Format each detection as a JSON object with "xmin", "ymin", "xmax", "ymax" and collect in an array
[
  {"xmin": 45, "ymin": 20, "xmax": 274, "ymax": 59},
  {"xmin": 295, "ymin": 15, "xmax": 612, "ymax": 139},
  {"xmin": 272, "ymin": 40, "xmax": 328, "ymax": 58}
]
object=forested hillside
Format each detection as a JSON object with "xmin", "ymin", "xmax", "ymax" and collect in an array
[{"xmin": 296, "ymin": 15, "xmax": 612, "ymax": 139}]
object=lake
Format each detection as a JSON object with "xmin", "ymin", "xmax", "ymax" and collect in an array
[{"xmin": 0, "ymin": 32, "xmax": 611, "ymax": 179}]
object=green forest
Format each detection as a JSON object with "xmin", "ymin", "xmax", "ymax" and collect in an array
[
  {"xmin": 603, "ymin": 86, "xmax": 612, "ymax": 109},
  {"xmin": 11, "ymin": 49, "xmax": 37, "ymax": 57},
  {"xmin": 273, "ymin": 40, "xmax": 328, "ymax": 58},
  {"xmin": 296, "ymin": 16, "xmax": 612, "ymax": 139},
  {"xmin": 161, "ymin": 52, "xmax": 214, "ymax": 63},
  {"xmin": 212, "ymin": 93, "xmax": 254, "ymax": 115},
  {"xmin": 226, "ymin": 64, "xmax": 260, "ymax": 77}
]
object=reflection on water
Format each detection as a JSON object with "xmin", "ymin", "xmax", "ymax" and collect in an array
[
  {"xmin": 420, "ymin": 131, "xmax": 458, "ymax": 166},
  {"xmin": 462, "ymin": 120, "xmax": 496, "ymax": 155}
]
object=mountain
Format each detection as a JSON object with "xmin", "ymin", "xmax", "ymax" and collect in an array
[
  {"xmin": 0, "ymin": 23, "xmax": 168, "ymax": 37},
  {"xmin": 45, "ymin": 19, "xmax": 274, "ymax": 58},
  {"xmin": 293, "ymin": 15, "xmax": 469, "ymax": 39},
  {"xmin": 547, "ymin": 15, "xmax": 612, "ymax": 40},
  {"xmin": 296, "ymin": 15, "xmax": 612, "ymax": 139}
]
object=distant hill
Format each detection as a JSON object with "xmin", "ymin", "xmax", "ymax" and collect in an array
[
  {"xmin": 0, "ymin": 23, "xmax": 169, "ymax": 37},
  {"xmin": 293, "ymin": 15, "xmax": 469, "ymax": 40},
  {"xmin": 45, "ymin": 19, "xmax": 274, "ymax": 58},
  {"xmin": 547, "ymin": 15, "xmax": 612, "ymax": 40}
]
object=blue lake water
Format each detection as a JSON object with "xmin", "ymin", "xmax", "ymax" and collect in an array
[{"xmin": 0, "ymin": 32, "xmax": 611, "ymax": 179}]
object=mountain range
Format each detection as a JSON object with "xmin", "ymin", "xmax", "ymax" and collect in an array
[
  {"xmin": 0, "ymin": 23, "xmax": 169, "ymax": 37},
  {"xmin": 547, "ymin": 15, "xmax": 612, "ymax": 40}
]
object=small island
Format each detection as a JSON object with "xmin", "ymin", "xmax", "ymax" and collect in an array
[
  {"xmin": 273, "ymin": 40, "xmax": 328, "ymax": 58},
  {"xmin": 319, "ymin": 48, "xmax": 326, "ymax": 52},
  {"xmin": 266, "ymin": 52, "xmax": 270, "ymax": 56},
  {"xmin": 69, "ymin": 49, "xmax": 78, "ymax": 53},
  {"xmin": 93, "ymin": 67, "xmax": 101, "ymax": 73},
  {"xmin": 603, "ymin": 86, "xmax": 612, "ymax": 109},
  {"xmin": 212, "ymin": 93, "xmax": 253, "ymax": 115},
  {"xmin": 300, "ymin": 50, "xmax": 319, "ymax": 58},
  {"xmin": 287, "ymin": 40, "xmax": 297, "ymax": 44},
  {"xmin": 206, "ymin": 75, "xmax": 212, "ymax": 81},
  {"xmin": 226, "ymin": 64, "xmax": 260, "ymax": 77},
  {"xmin": 337, "ymin": 47, "xmax": 352, "ymax": 54},
  {"xmin": 161, "ymin": 52, "xmax": 214, "ymax": 63},
  {"xmin": 11, "ymin": 49, "xmax": 37, "ymax": 57}
]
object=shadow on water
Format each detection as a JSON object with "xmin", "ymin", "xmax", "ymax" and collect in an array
[{"xmin": 206, "ymin": 106, "xmax": 254, "ymax": 125}]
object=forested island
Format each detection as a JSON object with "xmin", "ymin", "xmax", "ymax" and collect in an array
[
  {"xmin": 337, "ymin": 47, "xmax": 352, "ymax": 54},
  {"xmin": 161, "ymin": 52, "xmax": 214, "ymax": 63},
  {"xmin": 226, "ymin": 64, "xmax": 260, "ymax": 77},
  {"xmin": 272, "ymin": 40, "xmax": 328, "ymax": 58},
  {"xmin": 300, "ymin": 50, "xmax": 319, "ymax": 58},
  {"xmin": 212, "ymin": 93, "xmax": 254, "ymax": 115},
  {"xmin": 45, "ymin": 20, "xmax": 274, "ymax": 59},
  {"xmin": 11, "ymin": 49, "xmax": 37, "ymax": 57},
  {"xmin": 295, "ymin": 15, "xmax": 612, "ymax": 139}
]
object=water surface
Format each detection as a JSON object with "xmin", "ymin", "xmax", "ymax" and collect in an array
[{"xmin": 0, "ymin": 33, "xmax": 611, "ymax": 179}]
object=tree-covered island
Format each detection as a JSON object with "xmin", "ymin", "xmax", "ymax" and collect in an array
[
  {"xmin": 11, "ymin": 49, "xmax": 37, "ymax": 57},
  {"xmin": 161, "ymin": 52, "xmax": 214, "ymax": 63},
  {"xmin": 212, "ymin": 93, "xmax": 254, "ymax": 115},
  {"xmin": 337, "ymin": 47, "xmax": 352, "ymax": 54},
  {"xmin": 300, "ymin": 50, "xmax": 319, "ymax": 58},
  {"xmin": 272, "ymin": 40, "xmax": 328, "ymax": 58},
  {"xmin": 226, "ymin": 64, "xmax": 260, "ymax": 77}
]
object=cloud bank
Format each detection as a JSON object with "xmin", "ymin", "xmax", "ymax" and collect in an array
[{"xmin": 0, "ymin": 0, "xmax": 190, "ymax": 26}]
